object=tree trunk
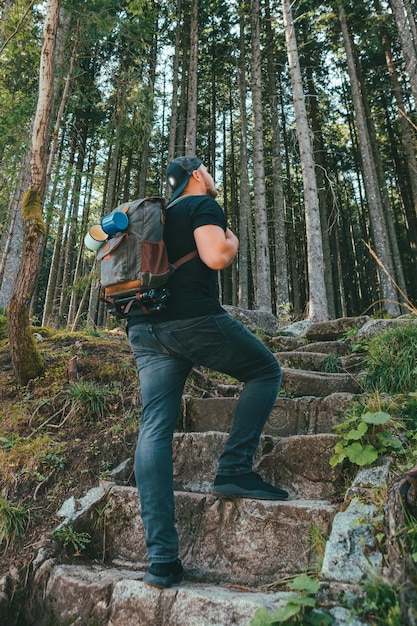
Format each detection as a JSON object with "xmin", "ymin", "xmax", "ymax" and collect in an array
[
  {"xmin": 339, "ymin": 2, "xmax": 400, "ymax": 316},
  {"xmin": 7, "ymin": 0, "xmax": 60, "ymax": 385},
  {"xmin": 43, "ymin": 130, "xmax": 76, "ymax": 327},
  {"xmin": 304, "ymin": 54, "xmax": 337, "ymax": 318},
  {"xmin": 356, "ymin": 48, "xmax": 408, "ymax": 307},
  {"xmin": 137, "ymin": 29, "xmax": 158, "ymax": 197},
  {"xmin": 185, "ymin": 0, "xmax": 198, "ymax": 156},
  {"xmin": 390, "ymin": 0, "xmax": 417, "ymax": 106},
  {"xmin": 250, "ymin": 0, "xmax": 272, "ymax": 312},
  {"xmin": 282, "ymin": 0, "xmax": 329, "ymax": 321},
  {"xmin": 167, "ymin": 0, "xmax": 182, "ymax": 164},
  {"xmin": 380, "ymin": 19, "xmax": 417, "ymax": 258},
  {"xmin": 265, "ymin": 0, "xmax": 290, "ymax": 317},
  {"xmin": 226, "ymin": 91, "xmax": 239, "ymax": 306},
  {"xmin": 58, "ymin": 119, "xmax": 88, "ymax": 327},
  {"xmin": 67, "ymin": 145, "xmax": 96, "ymax": 329},
  {"xmin": 31, "ymin": 12, "xmax": 76, "ymax": 319},
  {"xmin": 237, "ymin": 9, "xmax": 251, "ymax": 309},
  {"xmin": 0, "ymin": 151, "xmax": 30, "ymax": 308}
]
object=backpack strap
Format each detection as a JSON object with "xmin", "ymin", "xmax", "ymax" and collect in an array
[
  {"xmin": 174, "ymin": 250, "xmax": 198, "ymax": 268},
  {"xmin": 166, "ymin": 194, "xmax": 197, "ymax": 208},
  {"xmin": 165, "ymin": 196, "xmax": 199, "ymax": 267}
]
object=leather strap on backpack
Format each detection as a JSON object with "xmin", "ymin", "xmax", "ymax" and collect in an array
[{"xmin": 173, "ymin": 250, "xmax": 198, "ymax": 268}]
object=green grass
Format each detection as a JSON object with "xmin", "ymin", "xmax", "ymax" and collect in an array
[
  {"xmin": 0, "ymin": 310, "xmax": 7, "ymax": 340},
  {"xmin": 67, "ymin": 381, "xmax": 113, "ymax": 419},
  {"xmin": 0, "ymin": 497, "xmax": 31, "ymax": 549},
  {"xmin": 364, "ymin": 323, "xmax": 417, "ymax": 394},
  {"xmin": 319, "ymin": 353, "xmax": 340, "ymax": 373}
]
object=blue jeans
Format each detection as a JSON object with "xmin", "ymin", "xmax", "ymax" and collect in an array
[{"xmin": 128, "ymin": 311, "xmax": 282, "ymax": 564}]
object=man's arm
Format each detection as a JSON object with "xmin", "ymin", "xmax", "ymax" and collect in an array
[{"xmin": 194, "ymin": 225, "xmax": 239, "ymax": 270}]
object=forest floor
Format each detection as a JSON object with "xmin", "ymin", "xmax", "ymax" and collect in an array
[
  {"xmin": 0, "ymin": 326, "xmax": 145, "ymax": 583},
  {"xmin": 0, "ymin": 324, "xmax": 236, "ymax": 587}
]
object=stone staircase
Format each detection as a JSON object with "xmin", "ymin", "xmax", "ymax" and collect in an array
[{"xmin": 25, "ymin": 319, "xmax": 368, "ymax": 625}]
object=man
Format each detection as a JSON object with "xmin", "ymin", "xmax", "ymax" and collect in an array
[{"xmin": 126, "ymin": 156, "xmax": 288, "ymax": 589}]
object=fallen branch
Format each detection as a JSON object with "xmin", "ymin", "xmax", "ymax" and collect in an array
[
  {"xmin": 28, "ymin": 400, "xmax": 73, "ymax": 437},
  {"xmin": 363, "ymin": 241, "xmax": 417, "ymax": 314}
]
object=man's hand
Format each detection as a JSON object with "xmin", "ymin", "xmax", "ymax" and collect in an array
[{"xmin": 194, "ymin": 225, "xmax": 239, "ymax": 270}]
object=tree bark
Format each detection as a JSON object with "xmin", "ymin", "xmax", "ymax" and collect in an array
[
  {"xmin": 303, "ymin": 51, "xmax": 337, "ymax": 319},
  {"xmin": 7, "ymin": 0, "xmax": 60, "ymax": 385},
  {"xmin": 389, "ymin": 0, "xmax": 417, "ymax": 107},
  {"xmin": 380, "ymin": 17, "xmax": 417, "ymax": 257},
  {"xmin": 185, "ymin": 0, "xmax": 198, "ymax": 156},
  {"xmin": 339, "ymin": 2, "xmax": 400, "ymax": 316},
  {"xmin": 43, "ymin": 130, "xmax": 76, "ymax": 327},
  {"xmin": 167, "ymin": 0, "xmax": 182, "ymax": 164},
  {"xmin": 282, "ymin": 0, "xmax": 329, "ymax": 321},
  {"xmin": 237, "ymin": 9, "xmax": 251, "ymax": 309},
  {"xmin": 265, "ymin": 0, "xmax": 290, "ymax": 317},
  {"xmin": 250, "ymin": 0, "xmax": 272, "ymax": 312},
  {"xmin": 137, "ymin": 26, "xmax": 158, "ymax": 197},
  {"xmin": 58, "ymin": 119, "xmax": 88, "ymax": 327},
  {"xmin": 0, "ymin": 151, "xmax": 30, "ymax": 308}
]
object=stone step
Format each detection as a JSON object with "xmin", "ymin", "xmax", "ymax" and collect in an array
[
  {"xmin": 304, "ymin": 316, "xmax": 370, "ymax": 341},
  {"xmin": 294, "ymin": 340, "xmax": 351, "ymax": 356},
  {"xmin": 172, "ymin": 432, "xmax": 342, "ymax": 500},
  {"xmin": 270, "ymin": 335, "xmax": 304, "ymax": 351},
  {"xmin": 277, "ymin": 351, "xmax": 340, "ymax": 371},
  {"xmin": 339, "ymin": 354, "xmax": 366, "ymax": 373},
  {"xmin": 181, "ymin": 392, "xmax": 355, "ymax": 437},
  {"xmin": 277, "ymin": 351, "xmax": 365, "ymax": 375},
  {"xmin": 281, "ymin": 367, "xmax": 361, "ymax": 397},
  {"xmin": 75, "ymin": 486, "xmax": 339, "ymax": 586},
  {"xmin": 35, "ymin": 562, "xmax": 292, "ymax": 626}
]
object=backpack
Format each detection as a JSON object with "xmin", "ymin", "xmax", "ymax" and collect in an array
[{"xmin": 97, "ymin": 196, "xmax": 197, "ymax": 318}]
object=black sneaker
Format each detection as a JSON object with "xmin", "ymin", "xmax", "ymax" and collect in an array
[
  {"xmin": 143, "ymin": 559, "xmax": 183, "ymax": 589},
  {"xmin": 211, "ymin": 471, "xmax": 289, "ymax": 500}
]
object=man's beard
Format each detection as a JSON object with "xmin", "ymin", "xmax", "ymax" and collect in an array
[{"xmin": 206, "ymin": 185, "xmax": 218, "ymax": 199}]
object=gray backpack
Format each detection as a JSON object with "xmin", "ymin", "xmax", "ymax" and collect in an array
[{"xmin": 97, "ymin": 196, "xmax": 196, "ymax": 317}]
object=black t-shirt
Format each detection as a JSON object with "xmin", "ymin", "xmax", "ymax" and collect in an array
[{"xmin": 127, "ymin": 194, "xmax": 227, "ymax": 324}]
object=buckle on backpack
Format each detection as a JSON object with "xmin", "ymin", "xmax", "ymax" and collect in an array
[
  {"xmin": 136, "ymin": 288, "xmax": 171, "ymax": 314},
  {"xmin": 102, "ymin": 288, "xmax": 171, "ymax": 318}
]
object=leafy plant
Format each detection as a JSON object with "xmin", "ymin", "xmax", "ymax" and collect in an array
[
  {"xmin": 352, "ymin": 573, "xmax": 402, "ymax": 625},
  {"xmin": 331, "ymin": 408, "xmax": 404, "ymax": 467},
  {"xmin": 250, "ymin": 574, "xmax": 332, "ymax": 625},
  {"xmin": 54, "ymin": 522, "xmax": 91, "ymax": 555},
  {"xmin": 0, "ymin": 434, "xmax": 19, "ymax": 452},
  {"xmin": 364, "ymin": 323, "xmax": 417, "ymax": 394},
  {"xmin": 0, "ymin": 497, "xmax": 31, "ymax": 549},
  {"xmin": 40, "ymin": 452, "xmax": 65, "ymax": 470},
  {"xmin": 100, "ymin": 459, "xmax": 113, "ymax": 479}
]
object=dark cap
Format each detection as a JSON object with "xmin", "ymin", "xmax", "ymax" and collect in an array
[{"xmin": 166, "ymin": 156, "xmax": 202, "ymax": 201}]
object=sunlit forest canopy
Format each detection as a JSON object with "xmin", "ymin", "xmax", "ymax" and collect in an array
[{"xmin": 0, "ymin": 0, "xmax": 416, "ymax": 327}]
